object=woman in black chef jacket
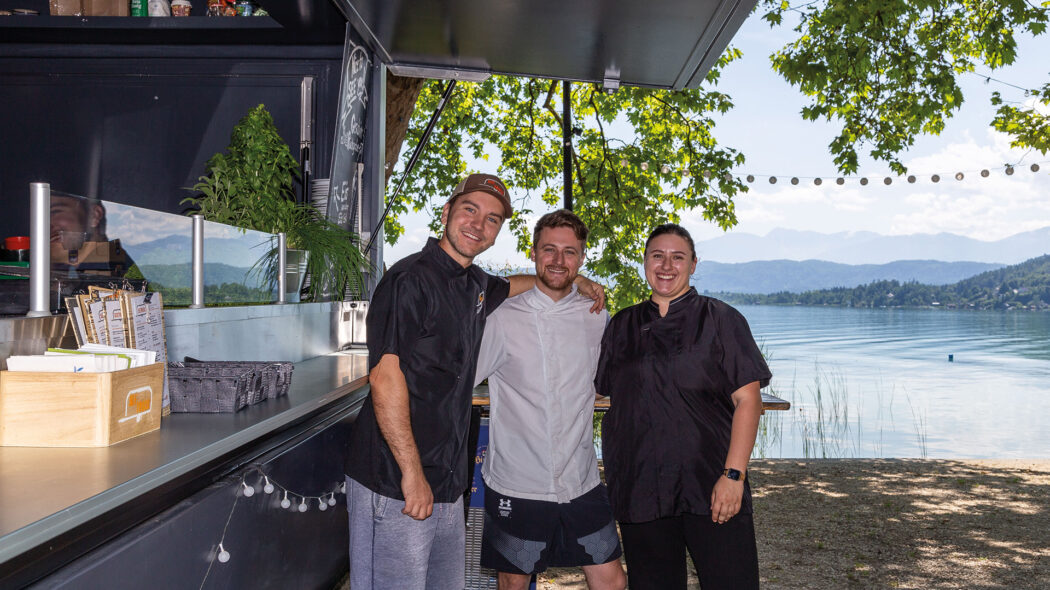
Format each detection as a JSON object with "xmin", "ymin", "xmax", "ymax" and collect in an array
[{"xmin": 596, "ymin": 223, "xmax": 771, "ymax": 590}]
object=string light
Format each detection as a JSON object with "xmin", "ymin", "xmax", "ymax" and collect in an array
[
  {"xmin": 199, "ymin": 467, "xmax": 348, "ymax": 588},
  {"xmin": 613, "ymin": 158, "xmax": 1047, "ymax": 185}
]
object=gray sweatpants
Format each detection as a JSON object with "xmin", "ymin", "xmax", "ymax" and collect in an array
[{"xmin": 346, "ymin": 476, "xmax": 466, "ymax": 590}]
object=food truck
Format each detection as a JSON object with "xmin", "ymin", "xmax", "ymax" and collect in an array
[{"xmin": 0, "ymin": 0, "xmax": 756, "ymax": 587}]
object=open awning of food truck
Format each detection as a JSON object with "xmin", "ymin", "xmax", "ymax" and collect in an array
[{"xmin": 327, "ymin": 0, "xmax": 758, "ymax": 90}]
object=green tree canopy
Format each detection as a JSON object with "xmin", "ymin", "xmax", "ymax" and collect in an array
[
  {"xmin": 381, "ymin": 1, "xmax": 1049, "ymax": 309},
  {"xmin": 385, "ymin": 51, "xmax": 747, "ymax": 311},
  {"xmin": 761, "ymin": 0, "xmax": 1049, "ymax": 173}
]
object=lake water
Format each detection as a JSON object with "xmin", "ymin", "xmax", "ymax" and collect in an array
[{"xmin": 736, "ymin": 305, "xmax": 1050, "ymax": 459}]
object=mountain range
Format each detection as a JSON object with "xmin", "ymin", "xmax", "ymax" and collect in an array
[
  {"xmin": 695, "ymin": 227, "xmax": 1050, "ymax": 265},
  {"xmin": 694, "ymin": 259, "xmax": 1004, "ymax": 294}
]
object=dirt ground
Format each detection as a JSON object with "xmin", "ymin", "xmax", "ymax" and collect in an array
[{"xmin": 538, "ymin": 459, "xmax": 1050, "ymax": 589}]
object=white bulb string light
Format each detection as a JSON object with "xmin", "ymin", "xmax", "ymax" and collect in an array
[
  {"xmin": 616, "ymin": 160, "xmax": 1048, "ymax": 186},
  {"xmin": 197, "ymin": 465, "xmax": 348, "ymax": 589}
]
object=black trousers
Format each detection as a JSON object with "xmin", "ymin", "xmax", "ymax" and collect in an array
[{"xmin": 618, "ymin": 512, "xmax": 759, "ymax": 590}]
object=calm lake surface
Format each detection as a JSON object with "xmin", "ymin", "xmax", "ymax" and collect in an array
[{"xmin": 736, "ymin": 305, "xmax": 1050, "ymax": 459}]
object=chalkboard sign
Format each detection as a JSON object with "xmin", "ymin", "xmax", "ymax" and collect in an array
[{"xmin": 326, "ymin": 25, "xmax": 371, "ymax": 232}]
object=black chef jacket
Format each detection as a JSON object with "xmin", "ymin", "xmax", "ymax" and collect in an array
[
  {"xmin": 596, "ymin": 288, "xmax": 771, "ymax": 523},
  {"xmin": 346, "ymin": 237, "xmax": 509, "ymax": 502}
]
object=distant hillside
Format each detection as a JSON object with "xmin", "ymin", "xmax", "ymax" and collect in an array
[
  {"xmin": 695, "ymin": 227, "xmax": 1050, "ymax": 265},
  {"xmin": 138, "ymin": 263, "xmax": 264, "ymax": 289},
  {"xmin": 124, "ymin": 235, "xmax": 271, "ymax": 268},
  {"xmin": 694, "ymin": 259, "xmax": 1003, "ymax": 294},
  {"xmin": 713, "ymin": 255, "xmax": 1050, "ymax": 310}
]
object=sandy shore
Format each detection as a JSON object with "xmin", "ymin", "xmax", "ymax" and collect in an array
[{"xmin": 538, "ymin": 459, "xmax": 1050, "ymax": 589}]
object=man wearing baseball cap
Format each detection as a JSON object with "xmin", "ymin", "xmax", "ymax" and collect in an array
[{"xmin": 346, "ymin": 173, "xmax": 605, "ymax": 590}]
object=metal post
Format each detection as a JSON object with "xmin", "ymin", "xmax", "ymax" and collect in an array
[
  {"xmin": 277, "ymin": 232, "xmax": 287, "ymax": 304},
  {"xmin": 190, "ymin": 215, "xmax": 205, "ymax": 309},
  {"xmin": 27, "ymin": 183, "xmax": 51, "ymax": 317},
  {"xmin": 562, "ymin": 80, "xmax": 573, "ymax": 211}
]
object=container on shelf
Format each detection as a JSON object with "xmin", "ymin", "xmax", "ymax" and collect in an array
[{"xmin": 0, "ymin": 363, "xmax": 165, "ymax": 447}]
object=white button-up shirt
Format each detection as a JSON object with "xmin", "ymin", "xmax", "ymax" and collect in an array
[{"xmin": 474, "ymin": 285, "xmax": 609, "ymax": 503}]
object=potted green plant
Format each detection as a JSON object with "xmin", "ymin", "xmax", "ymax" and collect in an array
[{"xmin": 182, "ymin": 104, "xmax": 369, "ymax": 301}]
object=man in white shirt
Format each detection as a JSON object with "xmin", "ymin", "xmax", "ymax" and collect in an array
[{"xmin": 474, "ymin": 210, "xmax": 626, "ymax": 590}]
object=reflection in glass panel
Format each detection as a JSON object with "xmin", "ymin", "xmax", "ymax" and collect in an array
[
  {"xmin": 202, "ymin": 220, "xmax": 276, "ymax": 305},
  {"xmin": 0, "ymin": 192, "xmax": 280, "ymax": 313}
]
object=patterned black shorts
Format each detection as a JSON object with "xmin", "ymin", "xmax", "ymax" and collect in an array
[{"xmin": 481, "ymin": 483, "xmax": 623, "ymax": 575}]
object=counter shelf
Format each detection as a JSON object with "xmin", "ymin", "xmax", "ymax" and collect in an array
[{"xmin": 0, "ymin": 350, "xmax": 369, "ymax": 585}]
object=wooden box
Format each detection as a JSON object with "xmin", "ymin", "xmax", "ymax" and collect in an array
[{"xmin": 0, "ymin": 363, "xmax": 164, "ymax": 447}]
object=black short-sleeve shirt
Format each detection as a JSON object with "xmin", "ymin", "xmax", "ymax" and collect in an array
[
  {"xmin": 596, "ymin": 288, "xmax": 771, "ymax": 523},
  {"xmin": 346, "ymin": 237, "xmax": 510, "ymax": 502}
]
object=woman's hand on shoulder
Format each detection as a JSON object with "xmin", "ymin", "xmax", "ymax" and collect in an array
[{"xmin": 573, "ymin": 275, "xmax": 606, "ymax": 313}]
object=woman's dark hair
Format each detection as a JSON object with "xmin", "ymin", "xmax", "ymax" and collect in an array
[{"xmin": 644, "ymin": 223, "xmax": 696, "ymax": 260}]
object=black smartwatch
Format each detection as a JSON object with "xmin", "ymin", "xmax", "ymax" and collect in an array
[{"xmin": 723, "ymin": 468, "xmax": 744, "ymax": 481}]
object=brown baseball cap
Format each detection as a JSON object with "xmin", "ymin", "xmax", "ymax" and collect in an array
[{"xmin": 448, "ymin": 173, "xmax": 513, "ymax": 219}]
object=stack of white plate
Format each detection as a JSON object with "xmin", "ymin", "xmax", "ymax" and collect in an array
[{"xmin": 310, "ymin": 178, "xmax": 330, "ymax": 216}]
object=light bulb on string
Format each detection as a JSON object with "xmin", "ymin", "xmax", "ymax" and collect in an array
[
  {"xmin": 660, "ymin": 164, "xmax": 670, "ymax": 174},
  {"xmin": 703, "ymin": 170, "xmax": 712, "ymax": 179},
  {"xmin": 814, "ymin": 178, "xmax": 822, "ymax": 185},
  {"xmin": 790, "ymin": 177, "xmax": 799, "ymax": 185},
  {"xmin": 263, "ymin": 477, "xmax": 274, "ymax": 494},
  {"xmin": 860, "ymin": 178, "xmax": 869, "ymax": 186},
  {"xmin": 340, "ymin": 482, "xmax": 347, "ymax": 494},
  {"xmin": 640, "ymin": 162, "xmax": 649, "ymax": 171},
  {"xmin": 768, "ymin": 176, "xmax": 777, "ymax": 184},
  {"xmin": 241, "ymin": 482, "xmax": 255, "ymax": 497},
  {"xmin": 682, "ymin": 169, "xmax": 691, "ymax": 178},
  {"xmin": 836, "ymin": 178, "xmax": 844, "ymax": 185},
  {"xmin": 883, "ymin": 177, "xmax": 892, "ymax": 185},
  {"xmin": 1006, "ymin": 166, "xmax": 1015, "ymax": 175},
  {"xmin": 746, "ymin": 174, "xmax": 754, "ymax": 183},
  {"xmin": 328, "ymin": 494, "xmax": 338, "ymax": 507},
  {"xmin": 281, "ymin": 491, "xmax": 291, "ymax": 509},
  {"xmin": 1033, "ymin": 164, "xmax": 1042, "ymax": 172},
  {"xmin": 955, "ymin": 172, "xmax": 964, "ymax": 181},
  {"xmin": 298, "ymin": 498, "xmax": 308, "ymax": 513},
  {"xmin": 318, "ymin": 497, "xmax": 328, "ymax": 511},
  {"xmin": 217, "ymin": 543, "xmax": 231, "ymax": 564},
  {"xmin": 980, "ymin": 169, "xmax": 990, "ymax": 177},
  {"xmin": 619, "ymin": 159, "xmax": 627, "ymax": 167},
  {"xmin": 931, "ymin": 174, "xmax": 940, "ymax": 183},
  {"xmin": 907, "ymin": 175, "xmax": 916, "ymax": 183}
]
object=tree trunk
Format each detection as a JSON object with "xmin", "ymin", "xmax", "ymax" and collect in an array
[{"xmin": 384, "ymin": 74, "xmax": 426, "ymax": 186}]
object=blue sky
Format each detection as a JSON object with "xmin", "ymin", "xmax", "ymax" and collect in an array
[{"xmin": 385, "ymin": 11, "xmax": 1050, "ymax": 268}]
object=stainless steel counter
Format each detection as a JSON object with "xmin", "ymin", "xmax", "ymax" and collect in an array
[{"xmin": 0, "ymin": 350, "xmax": 370, "ymax": 568}]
